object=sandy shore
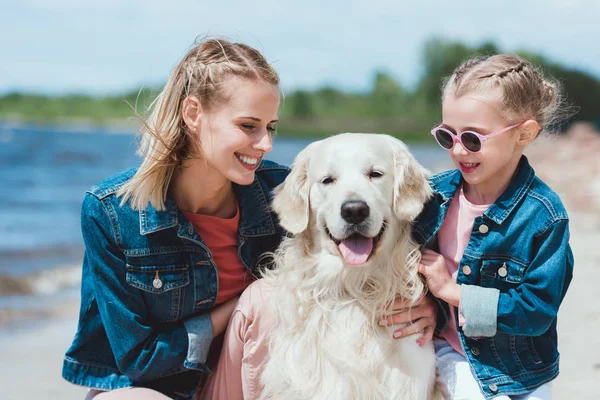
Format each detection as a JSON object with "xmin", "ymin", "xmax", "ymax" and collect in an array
[{"xmin": 0, "ymin": 315, "xmax": 88, "ymax": 400}]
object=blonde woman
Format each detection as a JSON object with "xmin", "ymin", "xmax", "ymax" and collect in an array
[{"xmin": 62, "ymin": 38, "xmax": 438, "ymax": 400}]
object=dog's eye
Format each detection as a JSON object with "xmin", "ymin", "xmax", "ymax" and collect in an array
[
  {"xmin": 320, "ymin": 176, "xmax": 335, "ymax": 185},
  {"xmin": 368, "ymin": 170, "xmax": 384, "ymax": 179}
]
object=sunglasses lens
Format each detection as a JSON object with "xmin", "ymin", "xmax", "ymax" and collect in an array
[
  {"xmin": 461, "ymin": 132, "xmax": 482, "ymax": 152},
  {"xmin": 434, "ymin": 129, "xmax": 454, "ymax": 149}
]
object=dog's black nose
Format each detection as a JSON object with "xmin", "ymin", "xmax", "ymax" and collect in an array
[{"xmin": 341, "ymin": 200, "xmax": 370, "ymax": 224}]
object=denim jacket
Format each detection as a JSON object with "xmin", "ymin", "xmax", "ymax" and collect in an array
[
  {"xmin": 413, "ymin": 156, "xmax": 574, "ymax": 399},
  {"xmin": 62, "ymin": 160, "xmax": 289, "ymax": 400}
]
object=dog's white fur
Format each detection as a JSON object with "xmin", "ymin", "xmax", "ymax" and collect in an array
[{"xmin": 259, "ymin": 133, "xmax": 441, "ymax": 400}]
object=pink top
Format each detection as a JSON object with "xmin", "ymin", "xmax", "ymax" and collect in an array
[{"xmin": 437, "ymin": 186, "xmax": 490, "ymax": 355}]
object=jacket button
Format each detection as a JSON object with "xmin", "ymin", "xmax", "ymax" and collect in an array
[
  {"xmin": 153, "ymin": 271, "xmax": 163, "ymax": 289},
  {"xmin": 488, "ymin": 383, "xmax": 498, "ymax": 393},
  {"xmin": 471, "ymin": 347, "xmax": 480, "ymax": 356},
  {"xmin": 478, "ymin": 224, "xmax": 489, "ymax": 234},
  {"xmin": 188, "ymin": 226, "xmax": 194, "ymax": 235},
  {"xmin": 498, "ymin": 263, "xmax": 508, "ymax": 277},
  {"xmin": 462, "ymin": 265, "xmax": 472, "ymax": 275},
  {"xmin": 153, "ymin": 277, "xmax": 163, "ymax": 289}
]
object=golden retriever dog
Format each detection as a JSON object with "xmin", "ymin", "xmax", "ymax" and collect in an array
[{"xmin": 259, "ymin": 133, "xmax": 441, "ymax": 399}]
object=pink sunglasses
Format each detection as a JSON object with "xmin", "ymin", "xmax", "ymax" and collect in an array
[{"xmin": 430, "ymin": 122, "xmax": 525, "ymax": 153}]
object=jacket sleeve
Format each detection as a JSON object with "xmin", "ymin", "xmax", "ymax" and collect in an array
[
  {"xmin": 81, "ymin": 193, "xmax": 213, "ymax": 382},
  {"xmin": 460, "ymin": 218, "xmax": 574, "ymax": 337}
]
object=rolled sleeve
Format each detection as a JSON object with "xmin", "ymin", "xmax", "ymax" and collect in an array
[
  {"xmin": 460, "ymin": 285, "xmax": 500, "ymax": 337},
  {"xmin": 183, "ymin": 313, "xmax": 214, "ymax": 369}
]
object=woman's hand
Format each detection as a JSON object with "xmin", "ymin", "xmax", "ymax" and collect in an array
[
  {"xmin": 379, "ymin": 295, "xmax": 438, "ymax": 346},
  {"xmin": 209, "ymin": 296, "xmax": 240, "ymax": 338},
  {"xmin": 418, "ymin": 248, "xmax": 461, "ymax": 307}
]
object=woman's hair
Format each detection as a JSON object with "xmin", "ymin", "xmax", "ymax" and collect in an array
[
  {"xmin": 117, "ymin": 38, "xmax": 280, "ymax": 211},
  {"xmin": 441, "ymin": 54, "xmax": 571, "ymax": 135}
]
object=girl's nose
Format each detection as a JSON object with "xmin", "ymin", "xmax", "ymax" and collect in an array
[{"xmin": 452, "ymin": 140, "xmax": 469, "ymax": 156}]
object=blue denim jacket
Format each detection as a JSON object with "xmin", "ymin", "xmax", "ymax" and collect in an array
[
  {"xmin": 413, "ymin": 156, "xmax": 574, "ymax": 399},
  {"xmin": 62, "ymin": 160, "xmax": 289, "ymax": 399}
]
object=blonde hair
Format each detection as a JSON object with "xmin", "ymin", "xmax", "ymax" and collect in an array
[
  {"xmin": 117, "ymin": 38, "xmax": 280, "ymax": 211},
  {"xmin": 442, "ymin": 54, "xmax": 570, "ymax": 134}
]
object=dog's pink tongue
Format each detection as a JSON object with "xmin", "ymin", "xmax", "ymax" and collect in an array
[{"xmin": 339, "ymin": 236, "xmax": 373, "ymax": 265}]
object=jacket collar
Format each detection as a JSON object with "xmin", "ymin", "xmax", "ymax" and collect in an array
[
  {"xmin": 139, "ymin": 178, "xmax": 277, "ymax": 237},
  {"xmin": 430, "ymin": 155, "xmax": 535, "ymax": 225}
]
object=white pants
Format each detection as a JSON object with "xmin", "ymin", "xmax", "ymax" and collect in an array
[{"xmin": 434, "ymin": 340, "xmax": 552, "ymax": 400}]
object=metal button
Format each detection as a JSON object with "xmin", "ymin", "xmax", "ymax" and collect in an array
[
  {"xmin": 471, "ymin": 347, "xmax": 480, "ymax": 356},
  {"xmin": 153, "ymin": 277, "xmax": 163, "ymax": 289},
  {"xmin": 188, "ymin": 226, "xmax": 194, "ymax": 235},
  {"xmin": 479, "ymin": 224, "xmax": 489, "ymax": 234},
  {"xmin": 462, "ymin": 265, "xmax": 472, "ymax": 276},
  {"xmin": 153, "ymin": 271, "xmax": 163, "ymax": 289},
  {"xmin": 488, "ymin": 383, "xmax": 498, "ymax": 393},
  {"xmin": 498, "ymin": 263, "xmax": 508, "ymax": 278}
]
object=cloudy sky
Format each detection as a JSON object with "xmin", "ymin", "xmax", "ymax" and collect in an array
[{"xmin": 2, "ymin": 0, "xmax": 598, "ymax": 95}]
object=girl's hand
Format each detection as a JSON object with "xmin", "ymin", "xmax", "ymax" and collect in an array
[
  {"xmin": 418, "ymin": 249, "xmax": 461, "ymax": 307},
  {"xmin": 209, "ymin": 296, "xmax": 240, "ymax": 338},
  {"xmin": 378, "ymin": 295, "xmax": 438, "ymax": 346}
]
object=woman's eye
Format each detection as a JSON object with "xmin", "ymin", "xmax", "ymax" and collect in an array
[
  {"xmin": 240, "ymin": 124, "xmax": 255, "ymax": 131},
  {"xmin": 368, "ymin": 170, "xmax": 384, "ymax": 179},
  {"xmin": 321, "ymin": 176, "xmax": 335, "ymax": 185}
]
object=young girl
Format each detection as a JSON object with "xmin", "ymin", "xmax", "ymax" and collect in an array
[
  {"xmin": 415, "ymin": 54, "xmax": 574, "ymax": 399},
  {"xmin": 62, "ymin": 38, "xmax": 438, "ymax": 400}
]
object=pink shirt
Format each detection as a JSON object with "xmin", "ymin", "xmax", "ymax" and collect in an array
[{"xmin": 437, "ymin": 186, "xmax": 490, "ymax": 355}]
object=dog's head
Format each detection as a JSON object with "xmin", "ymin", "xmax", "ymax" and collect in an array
[{"xmin": 273, "ymin": 133, "xmax": 432, "ymax": 267}]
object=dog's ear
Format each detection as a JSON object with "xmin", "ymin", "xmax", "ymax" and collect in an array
[
  {"xmin": 390, "ymin": 139, "xmax": 433, "ymax": 222},
  {"xmin": 272, "ymin": 142, "xmax": 317, "ymax": 234}
]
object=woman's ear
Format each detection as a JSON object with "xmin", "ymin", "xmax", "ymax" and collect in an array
[
  {"xmin": 517, "ymin": 120, "xmax": 541, "ymax": 145},
  {"xmin": 272, "ymin": 141, "xmax": 318, "ymax": 234},
  {"xmin": 182, "ymin": 96, "xmax": 202, "ymax": 132}
]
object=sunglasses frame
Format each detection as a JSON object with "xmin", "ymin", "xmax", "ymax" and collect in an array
[{"xmin": 430, "ymin": 122, "xmax": 525, "ymax": 153}]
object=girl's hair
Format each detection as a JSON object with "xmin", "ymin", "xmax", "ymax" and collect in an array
[
  {"xmin": 442, "ymin": 54, "xmax": 571, "ymax": 135},
  {"xmin": 117, "ymin": 38, "xmax": 280, "ymax": 211}
]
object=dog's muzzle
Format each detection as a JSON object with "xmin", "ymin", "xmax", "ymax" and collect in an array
[{"xmin": 325, "ymin": 223, "xmax": 386, "ymax": 266}]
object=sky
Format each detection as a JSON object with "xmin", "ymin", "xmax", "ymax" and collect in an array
[{"xmin": 1, "ymin": 0, "xmax": 598, "ymax": 96}]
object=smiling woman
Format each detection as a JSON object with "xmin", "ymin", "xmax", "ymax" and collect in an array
[{"xmin": 60, "ymin": 38, "xmax": 289, "ymax": 400}]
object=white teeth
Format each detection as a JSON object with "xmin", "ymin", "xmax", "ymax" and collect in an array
[
  {"xmin": 463, "ymin": 163, "xmax": 478, "ymax": 167},
  {"xmin": 237, "ymin": 154, "xmax": 259, "ymax": 165}
]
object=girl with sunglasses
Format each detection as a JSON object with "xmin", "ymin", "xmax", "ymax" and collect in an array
[{"xmin": 414, "ymin": 55, "xmax": 574, "ymax": 399}]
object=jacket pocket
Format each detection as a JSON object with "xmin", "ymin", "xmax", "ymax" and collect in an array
[
  {"xmin": 125, "ymin": 264, "xmax": 190, "ymax": 322},
  {"xmin": 480, "ymin": 258, "xmax": 526, "ymax": 291},
  {"xmin": 126, "ymin": 264, "xmax": 190, "ymax": 293}
]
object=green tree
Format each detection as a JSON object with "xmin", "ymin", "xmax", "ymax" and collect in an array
[{"xmin": 369, "ymin": 71, "xmax": 406, "ymax": 117}]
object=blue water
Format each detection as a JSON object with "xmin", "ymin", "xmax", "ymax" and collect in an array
[{"xmin": 0, "ymin": 123, "xmax": 448, "ymax": 277}]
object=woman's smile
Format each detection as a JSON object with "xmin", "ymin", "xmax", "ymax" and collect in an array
[{"xmin": 235, "ymin": 152, "xmax": 262, "ymax": 170}]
